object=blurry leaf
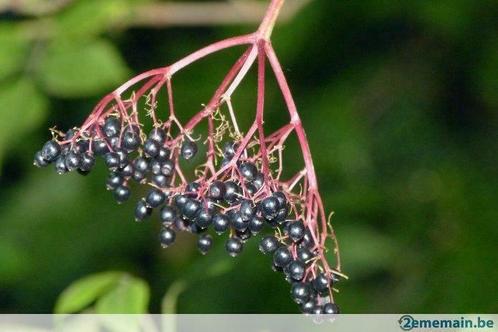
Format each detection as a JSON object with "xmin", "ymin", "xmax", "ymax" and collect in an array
[
  {"xmin": 0, "ymin": 24, "xmax": 30, "ymax": 81},
  {"xmin": 37, "ymin": 38, "xmax": 129, "ymax": 97},
  {"xmin": 161, "ymin": 280, "xmax": 187, "ymax": 314},
  {"xmin": 476, "ymin": 37, "xmax": 498, "ymax": 109},
  {"xmin": 55, "ymin": 271, "xmax": 124, "ymax": 313},
  {"xmin": 331, "ymin": 225, "xmax": 398, "ymax": 278},
  {"xmin": 55, "ymin": 0, "xmax": 131, "ymax": 38},
  {"xmin": 0, "ymin": 240, "xmax": 31, "ymax": 284},
  {"xmin": 0, "ymin": 78, "xmax": 47, "ymax": 168},
  {"xmin": 95, "ymin": 275, "xmax": 150, "ymax": 313}
]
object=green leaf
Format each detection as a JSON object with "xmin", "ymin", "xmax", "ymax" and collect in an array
[
  {"xmin": 55, "ymin": 0, "xmax": 131, "ymax": 38},
  {"xmin": 0, "ymin": 24, "xmax": 30, "ymax": 81},
  {"xmin": 95, "ymin": 275, "xmax": 150, "ymax": 313},
  {"xmin": 0, "ymin": 78, "xmax": 47, "ymax": 169},
  {"xmin": 55, "ymin": 271, "xmax": 124, "ymax": 313},
  {"xmin": 37, "ymin": 38, "xmax": 129, "ymax": 97}
]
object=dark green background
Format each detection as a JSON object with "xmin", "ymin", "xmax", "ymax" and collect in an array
[{"xmin": 0, "ymin": 0, "xmax": 497, "ymax": 313}]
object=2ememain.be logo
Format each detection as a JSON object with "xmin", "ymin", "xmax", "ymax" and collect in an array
[{"xmin": 398, "ymin": 315, "xmax": 495, "ymax": 331}]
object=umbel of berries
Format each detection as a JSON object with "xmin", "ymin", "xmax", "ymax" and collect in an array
[{"xmin": 33, "ymin": 0, "xmax": 344, "ymax": 314}]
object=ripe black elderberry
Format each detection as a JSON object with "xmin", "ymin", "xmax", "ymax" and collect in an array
[
  {"xmin": 323, "ymin": 303, "xmax": 340, "ymax": 314},
  {"xmin": 174, "ymin": 194, "xmax": 188, "ymax": 209},
  {"xmin": 104, "ymin": 152, "xmax": 120, "ymax": 170},
  {"xmin": 152, "ymin": 174, "xmax": 169, "ymax": 187},
  {"xmin": 195, "ymin": 209, "xmax": 212, "ymax": 228},
  {"xmin": 123, "ymin": 127, "xmax": 140, "ymax": 151},
  {"xmin": 182, "ymin": 199, "xmax": 200, "ymax": 219},
  {"xmin": 259, "ymin": 236, "xmax": 279, "ymax": 254},
  {"xmin": 106, "ymin": 173, "xmax": 124, "ymax": 190},
  {"xmin": 287, "ymin": 220, "xmax": 305, "ymax": 242},
  {"xmin": 212, "ymin": 214, "xmax": 229, "ymax": 234},
  {"xmin": 146, "ymin": 188, "xmax": 166, "ymax": 208},
  {"xmin": 301, "ymin": 301, "xmax": 316, "ymax": 314},
  {"xmin": 252, "ymin": 173, "xmax": 265, "ymax": 190},
  {"xmin": 113, "ymin": 185, "xmax": 130, "ymax": 203},
  {"xmin": 41, "ymin": 140, "xmax": 61, "ymax": 162},
  {"xmin": 80, "ymin": 153, "xmax": 95, "ymax": 172},
  {"xmin": 103, "ymin": 117, "xmax": 121, "ymax": 138},
  {"xmin": 33, "ymin": 151, "xmax": 48, "ymax": 167},
  {"xmin": 156, "ymin": 147, "xmax": 170, "ymax": 162},
  {"xmin": 115, "ymin": 148, "xmax": 129, "ymax": 168},
  {"xmin": 135, "ymin": 199, "xmax": 152, "ymax": 221},
  {"xmin": 248, "ymin": 215, "xmax": 264, "ymax": 234},
  {"xmin": 229, "ymin": 211, "xmax": 248, "ymax": 232},
  {"xmin": 150, "ymin": 160, "xmax": 162, "ymax": 175},
  {"xmin": 285, "ymin": 260, "xmax": 306, "ymax": 281},
  {"xmin": 181, "ymin": 140, "xmax": 197, "ymax": 160},
  {"xmin": 222, "ymin": 141, "xmax": 238, "ymax": 159},
  {"xmin": 224, "ymin": 181, "xmax": 241, "ymax": 203},
  {"xmin": 159, "ymin": 160, "xmax": 173, "ymax": 177},
  {"xmin": 120, "ymin": 163, "xmax": 134, "ymax": 177},
  {"xmin": 159, "ymin": 227, "xmax": 176, "ymax": 248},
  {"xmin": 160, "ymin": 206, "xmax": 176, "ymax": 225},
  {"xmin": 297, "ymin": 246, "xmax": 314, "ymax": 263},
  {"xmin": 92, "ymin": 139, "xmax": 109, "ymax": 155},
  {"xmin": 225, "ymin": 237, "xmax": 243, "ymax": 257},
  {"xmin": 144, "ymin": 139, "xmax": 160, "ymax": 157},
  {"xmin": 148, "ymin": 127, "xmax": 166, "ymax": 144},
  {"xmin": 133, "ymin": 157, "xmax": 149, "ymax": 173},
  {"xmin": 133, "ymin": 170, "xmax": 146, "ymax": 182},
  {"xmin": 197, "ymin": 234, "xmax": 213, "ymax": 255},
  {"xmin": 312, "ymin": 273, "xmax": 330, "ymax": 294},
  {"xmin": 239, "ymin": 162, "xmax": 257, "ymax": 181},
  {"xmin": 290, "ymin": 282, "xmax": 311, "ymax": 304},
  {"xmin": 208, "ymin": 181, "xmax": 226, "ymax": 200},
  {"xmin": 273, "ymin": 246, "xmax": 292, "ymax": 268},
  {"xmin": 239, "ymin": 200, "xmax": 255, "ymax": 221},
  {"xmin": 261, "ymin": 196, "xmax": 279, "ymax": 220},
  {"xmin": 54, "ymin": 156, "xmax": 67, "ymax": 174}
]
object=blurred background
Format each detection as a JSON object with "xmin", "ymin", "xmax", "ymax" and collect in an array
[{"xmin": 0, "ymin": 0, "xmax": 497, "ymax": 314}]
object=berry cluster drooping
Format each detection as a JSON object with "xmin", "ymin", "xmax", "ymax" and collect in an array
[{"xmin": 33, "ymin": 0, "xmax": 344, "ymax": 314}]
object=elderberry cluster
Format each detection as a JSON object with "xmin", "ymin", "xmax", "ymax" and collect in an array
[{"xmin": 34, "ymin": 115, "xmax": 340, "ymax": 315}]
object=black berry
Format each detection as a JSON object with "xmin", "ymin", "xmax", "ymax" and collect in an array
[
  {"xmin": 239, "ymin": 199, "xmax": 255, "ymax": 221},
  {"xmin": 323, "ymin": 303, "xmax": 340, "ymax": 314},
  {"xmin": 248, "ymin": 215, "xmax": 264, "ymax": 234},
  {"xmin": 312, "ymin": 273, "xmax": 330, "ymax": 294},
  {"xmin": 103, "ymin": 117, "xmax": 121, "ymax": 138},
  {"xmin": 225, "ymin": 237, "xmax": 243, "ymax": 257},
  {"xmin": 273, "ymin": 246, "xmax": 292, "ymax": 268},
  {"xmin": 229, "ymin": 210, "xmax": 248, "ymax": 231},
  {"xmin": 135, "ymin": 199, "xmax": 152, "ymax": 221},
  {"xmin": 195, "ymin": 209, "xmax": 212, "ymax": 228},
  {"xmin": 159, "ymin": 227, "xmax": 176, "ymax": 248},
  {"xmin": 159, "ymin": 206, "xmax": 176, "ymax": 225},
  {"xmin": 104, "ymin": 152, "xmax": 120, "ymax": 170},
  {"xmin": 33, "ymin": 151, "xmax": 49, "ymax": 167},
  {"xmin": 259, "ymin": 236, "xmax": 279, "ymax": 254},
  {"xmin": 239, "ymin": 162, "xmax": 257, "ymax": 181},
  {"xmin": 64, "ymin": 151, "xmax": 81, "ymax": 171},
  {"xmin": 113, "ymin": 185, "xmax": 130, "ymax": 203},
  {"xmin": 79, "ymin": 152, "xmax": 95, "ymax": 172},
  {"xmin": 260, "ymin": 196, "xmax": 279, "ymax": 220},
  {"xmin": 41, "ymin": 140, "xmax": 61, "ymax": 162},
  {"xmin": 161, "ymin": 160, "xmax": 174, "ymax": 176},
  {"xmin": 290, "ymin": 282, "xmax": 311, "ymax": 304},
  {"xmin": 288, "ymin": 220, "xmax": 305, "ymax": 242},
  {"xmin": 285, "ymin": 260, "xmax": 306, "ymax": 281},
  {"xmin": 54, "ymin": 155, "xmax": 68, "ymax": 174},
  {"xmin": 145, "ymin": 188, "xmax": 166, "ymax": 208},
  {"xmin": 92, "ymin": 139, "xmax": 109, "ymax": 155},
  {"xmin": 182, "ymin": 199, "xmax": 200, "ymax": 219},
  {"xmin": 181, "ymin": 140, "xmax": 197, "ymax": 160},
  {"xmin": 144, "ymin": 139, "xmax": 160, "ymax": 158},
  {"xmin": 148, "ymin": 127, "xmax": 166, "ymax": 144},
  {"xmin": 212, "ymin": 214, "xmax": 229, "ymax": 234},
  {"xmin": 208, "ymin": 181, "xmax": 226, "ymax": 200},
  {"xmin": 133, "ymin": 157, "xmax": 149, "ymax": 173},
  {"xmin": 224, "ymin": 181, "xmax": 241, "ymax": 203},
  {"xmin": 197, "ymin": 234, "xmax": 213, "ymax": 255}
]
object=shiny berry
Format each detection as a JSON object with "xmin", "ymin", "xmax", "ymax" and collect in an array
[
  {"xmin": 208, "ymin": 181, "xmax": 226, "ymax": 200},
  {"xmin": 159, "ymin": 227, "xmax": 176, "ymax": 248},
  {"xmin": 55, "ymin": 156, "xmax": 68, "ymax": 174},
  {"xmin": 222, "ymin": 141, "xmax": 238, "ymax": 159},
  {"xmin": 252, "ymin": 173, "xmax": 264, "ymax": 190},
  {"xmin": 113, "ymin": 185, "xmax": 130, "ymax": 203},
  {"xmin": 103, "ymin": 117, "xmax": 121, "ymax": 138},
  {"xmin": 159, "ymin": 206, "xmax": 176, "ymax": 225},
  {"xmin": 183, "ymin": 199, "xmax": 200, "ymax": 219},
  {"xmin": 273, "ymin": 246, "xmax": 292, "ymax": 268},
  {"xmin": 146, "ymin": 188, "xmax": 166, "ymax": 208},
  {"xmin": 92, "ymin": 139, "xmax": 109, "ymax": 155},
  {"xmin": 288, "ymin": 220, "xmax": 305, "ymax": 242},
  {"xmin": 119, "ymin": 163, "xmax": 134, "ymax": 177},
  {"xmin": 135, "ymin": 199, "xmax": 152, "ymax": 221},
  {"xmin": 197, "ymin": 234, "xmax": 213, "ymax": 255},
  {"xmin": 133, "ymin": 157, "xmax": 149, "ymax": 173},
  {"xmin": 174, "ymin": 194, "xmax": 188, "ymax": 209},
  {"xmin": 33, "ymin": 151, "xmax": 49, "ymax": 167},
  {"xmin": 239, "ymin": 162, "xmax": 257, "ymax": 181},
  {"xmin": 64, "ymin": 151, "xmax": 81, "ymax": 171},
  {"xmin": 79, "ymin": 152, "xmax": 95, "ymax": 172},
  {"xmin": 312, "ymin": 273, "xmax": 330, "ymax": 294},
  {"xmin": 104, "ymin": 152, "xmax": 120, "ymax": 170},
  {"xmin": 156, "ymin": 147, "xmax": 170, "ymax": 162},
  {"xmin": 261, "ymin": 196, "xmax": 279, "ymax": 220},
  {"xmin": 229, "ymin": 211, "xmax": 248, "ymax": 231},
  {"xmin": 195, "ymin": 209, "xmax": 212, "ymax": 228},
  {"xmin": 285, "ymin": 260, "xmax": 306, "ymax": 281},
  {"xmin": 133, "ymin": 170, "xmax": 146, "ymax": 182},
  {"xmin": 225, "ymin": 237, "xmax": 243, "ymax": 257},
  {"xmin": 144, "ymin": 139, "xmax": 160, "ymax": 157},
  {"xmin": 290, "ymin": 282, "xmax": 311, "ymax": 304},
  {"xmin": 323, "ymin": 303, "xmax": 340, "ymax": 314},
  {"xmin": 148, "ymin": 127, "xmax": 166, "ymax": 144},
  {"xmin": 297, "ymin": 246, "xmax": 314, "ymax": 263},
  {"xmin": 152, "ymin": 174, "xmax": 169, "ymax": 187},
  {"xmin": 248, "ymin": 215, "xmax": 264, "ymax": 234},
  {"xmin": 301, "ymin": 301, "xmax": 316, "ymax": 314},
  {"xmin": 122, "ymin": 127, "xmax": 140, "ymax": 151},
  {"xmin": 181, "ymin": 140, "xmax": 197, "ymax": 160},
  {"xmin": 239, "ymin": 200, "xmax": 255, "ymax": 221},
  {"xmin": 259, "ymin": 236, "xmax": 279, "ymax": 254},
  {"xmin": 161, "ymin": 160, "xmax": 174, "ymax": 176},
  {"xmin": 151, "ymin": 160, "xmax": 161, "ymax": 175},
  {"xmin": 212, "ymin": 214, "xmax": 229, "ymax": 234},
  {"xmin": 273, "ymin": 191, "xmax": 287, "ymax": 207},
  {"xmin": 224, "ymin": 181, "xmax": 241, "ymax": 203},
  {"xmin": 41, "ymin": 140, "xmax": 61, "ymax": 162}
]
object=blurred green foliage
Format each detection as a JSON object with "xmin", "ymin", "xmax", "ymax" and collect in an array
[{"xmin": 0, "ymin": 0, "xmax": 497, "ymax": 313}]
